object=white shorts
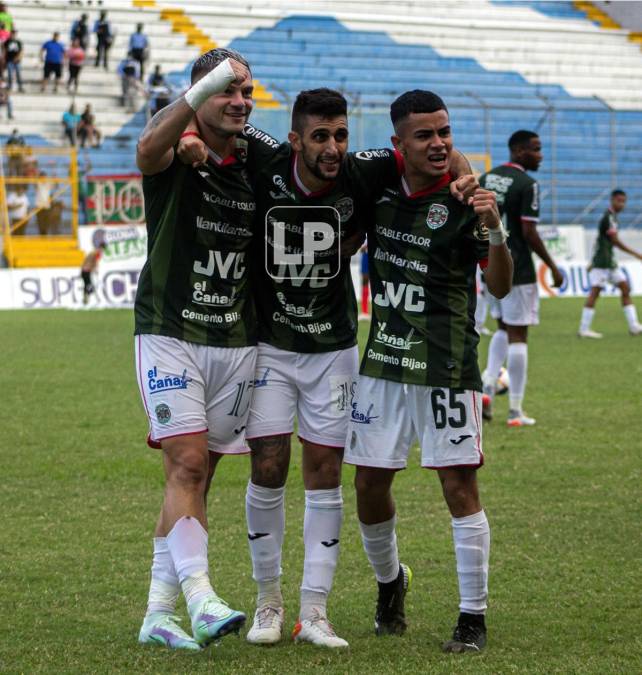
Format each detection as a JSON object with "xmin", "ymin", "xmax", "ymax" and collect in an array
[
  {"xmin": 487, "ymin": 292, "xmax": 502, "ymax": 320},
  {"xmin": 344, "ymin": 375, "xmax": 483, "ymax": 470},
  {"xmin": 135, "ymin": 334, "xmax": 257, "ymax": 454},
  {"xmin": 500, "ymin": 283, "xmax": 539, "ymax": 326},
  {"xmin": 246, "ymin": 342, "xmax": 359, "ymax": 448},
  {"xmin": 589, "ymin": 267, "xmax": 626, "ymax": 289}
]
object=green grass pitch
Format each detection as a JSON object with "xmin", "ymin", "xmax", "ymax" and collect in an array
[{"xmin": 1, "ymin": 297, "xmax": 640, "ymax": 674}]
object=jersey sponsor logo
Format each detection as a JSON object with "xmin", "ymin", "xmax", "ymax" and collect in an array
[
  {"xmin": 192, "ymin": 282, "xmax": 239, "ymax": 308},
  {"xmin": 155, "ymin": 402, "xmax": 172, "ymax": 425},
  {"xmin": 272, "ymin": 311, "xmax": 332, "ymax": 335},
  {"xmin": 253, "ymin": 367, "xmax": 271, "ymax": 388},
  {"xmin": 270, "ymin": 174, "xmax": 296, "ymax": 201},
  {"xmin": 354, "ymin": 149, "xmax": 392, "ymax": 160},
  {"xmin": 373, "ymin": 248, "xmax": 428, "ymax": 273},
  {"xmin": 426, "ymin": 203, "xmax": 449, "ymax": 230},
  {"xmin": 181, "ymin": 308, "xmax": 240, "ymax": 324},
  {"xmin": 243, "ymin": 123, "xmax": 280, "ymax": 148},
  {"xmin": 375, "ymin": 225, "xmax": 432, "ymax": 248},
  {"xmin": 350, "ymin": 401, "xmax": 379, "ymax": 424},
  {"xmin": 334, "ymin": 197, "xmax": 354, "ymax": 223},
  {"xmin": 276, "ymin": 291, "xmax": 317, "ymax": 317},
  {"xmin": 195, "ymin": 216, "xmax": 252, "ymax": 237},
  {"xmin": 373, "ymin": 281, "xmax": 425, "ymax": 312},
  {"xmin": 366, "ymin": 348, "xmax": 425, "ymax": 370},
  {"xmin": 147, "ymin": 366, "xmax": 192, "ymax": 394},
  {"xmin": 201, "ymin": 191, "xmax": 255, "ymax": 211},
  {"xmin": 483, "ymin": 174, "xmax": 513, "ymax": 205},
  {"xmin": 450, "ymin": 434, "xmax": 472, "ymax": 445},
  {"xmin": 374, "ymin": 322, "xmax": 422, "ymax": 351},
  {"xmin": 193, "ymin": 250, "xmax": 246, "ymax": 280}
]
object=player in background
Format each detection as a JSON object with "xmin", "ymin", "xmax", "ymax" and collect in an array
[
  {"xmin": 134, "ymin": 49, "xmax": 258, "ymax": 651},
  {"xmin": 80, "ymin": 240, "xmax": 106, "ymax": 304},
  {"xmin": 578, "ymin": 189, "xmax": 642, "ymax": 338},
  {"xmin": 359, "ymin": 243, "xmax": 370, "ymax": 320},
  {"xmin": 474, "ymin": 269, "xmax": 493, "ymax": 336},
  {"xmin": 479, "ymin": 130, "xmax": 563, "ymax": 426},
  {"xmin": 345, "ymin": 90, "xmax": 512, "ymax": 653},
  {"xmin": 177, "ymin": 89, "xmax": 477, "ymax": 648}
]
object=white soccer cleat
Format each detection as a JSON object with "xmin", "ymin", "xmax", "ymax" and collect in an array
[
  {"xmin": 507, "ymin": 410, "xmax": 536, "ymax": 427},
  {"xmin": 138, "ymin": 613, "xmax": 201, "ymax": 651},
  {"xmin": 246, "ymin": 606, "xmax": 284, "ymax": 645},
  {"xmin": 292, "ymin": 611, "xmax": 349, "ymax": 649},
  {"xmin": 629, "ymin": 324, "xmax": 642, "ymax": 336},
  {"xmin": 578, "ymin": 329, "xmax": 603, "ymax": 339}
]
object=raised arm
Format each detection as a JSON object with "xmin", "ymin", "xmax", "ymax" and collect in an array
[
  {"xmin": 136, "ymin": 58, "xmax": 241, "ymax": 175},
  {"xmin": 610, "ymin": 232, "xmax": 642, "ymax": 262}
]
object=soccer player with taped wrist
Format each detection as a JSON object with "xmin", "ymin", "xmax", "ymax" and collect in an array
[
  {"xmin": 345, "ymin": 90, "xmax": 513, "ymax": 653},
  {"xmin": 134, "ymin": 49, "xmax": 258, "ymax": 651}
]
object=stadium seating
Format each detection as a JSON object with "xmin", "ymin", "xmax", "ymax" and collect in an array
[{"xmin": 2, "ymin": 0, "xmax": 641, "ymax": 227}]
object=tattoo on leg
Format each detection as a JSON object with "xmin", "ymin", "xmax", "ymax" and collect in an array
[{"xmin": 249, "ymin": 435, "xmax": 291, "ymax": 488}]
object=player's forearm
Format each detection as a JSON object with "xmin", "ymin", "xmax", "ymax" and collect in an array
[
  {"xmin": 484, "ymin": 243, "xmax": 513, "ymax": 298},
  {"xmin": 524, "ymin": 228, "xmax": 559, "ymax": 272},
  {"xmin": 613, "ymin": 238, "xmax": 642, "ymax": 260}
]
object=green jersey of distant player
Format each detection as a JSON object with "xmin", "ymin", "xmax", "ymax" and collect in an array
[
  {"xmin": 480, "ymin": 162, "xmax": 539, "ymax": 285},
  {"xmin": 591, "ymin": 208, "xmax": 619, "ymax": 269},
  {"xmin": 362, "ymin": 173, "xmax": 488, "ymax": 390},
  {"xmin": 134, "ymin": 145, "xmax": 257, "ymax": 347}
]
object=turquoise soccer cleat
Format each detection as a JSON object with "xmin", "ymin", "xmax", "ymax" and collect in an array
[
  {"xmin": 190, "ymin": 595, "xmax": 246, "ymax": 647},
  {"xmin": 138, "ymin": 613, "xmax": 201, "ymax": 651}
]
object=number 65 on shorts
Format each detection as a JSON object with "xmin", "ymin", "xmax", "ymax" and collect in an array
[{"xmin": 344, "ymin": 375, "xmax": 483, "ymax": 470}]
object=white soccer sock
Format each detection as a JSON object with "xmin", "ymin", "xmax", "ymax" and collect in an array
[
  {"xmin": 623, "ymin": 303, "xmax": 639, "ymax": 330},
  {"xmin": 452, "ymin": 510, "xmax": 490, "ymax": 615},
  {"xmin": 579, "ymin": 307, "xmax": 595, "ymax": 332},
  {"xmin": 483, "ymin": 329, "xmax": 508, "ymax": 392},
  {"xmin": 359, "ymin": 516, "xmax": 399, "ymax": 584},
  {"xmin": 300, "ymin": 487, "xmax": 343, "ymax": 619},
  {"xmin": 146, "ymin": 537, "xmax": 180, "ymax": 616},
  {"xmin": 246, "ymin": 481, "xmax": 285, "ymax": 592},
  {"xmin": 507, "ymin": 342, "xmax": 528, "ymax": 412},
  {"xmin": 166, "ymin": 516, "xmax": 215, "ymax": 612}
]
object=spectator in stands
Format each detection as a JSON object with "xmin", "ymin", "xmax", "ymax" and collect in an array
[
  {"xmin": 0, "ymin": 21, "xmax": 9, "ymax": 76},
  {"xmin": 5, "ymin": 127, "xmax": 24, "ymax": 175},
  {"xmin": 78, "ymin": 103, "xmax": 101, "ymax": 148},
  {"xmin": 70, "ymin": 13, "xmax": 89, "ymax": 50},
  {"xmin": 35, "ymin": 170, "xmax": 53, "ymax": 235},
  {"xmin": 41, "ymin": 32, "xmax": 65, "ymax": 94},
  {"xmin": 66, "ymin": 37, "xmax": 85, "ymax": 93},
  {"xmin": 93, "ymin": 10, "xmax": 112, "ymax": 70},
  {"xmin": 78, "ymin": 150, "xmax": 91, "ymax": 224},
  {"xmin": 117, "ymin": 51, "xmax": 141, "ymax": 112},
  {"xmin": 0, "ymin": 75, "xmax": 12, "ymax": 119},
  {"xmin": 4, "ymin": 28, "xmax": 23, "ymax": 92},
  {"xmin": 128, "ymin": 23, "xmax": 149, "ymax": 81},
  {"xmin": 62, "ymin": 103, "xmax": 80, "ymax": 145},
  {"xmin": 81, "ymin": 241, "xmax": 106, "ymax": 305},
  {"xmin": 146, "ymin": 64, "xmax": 172, "ymax": 117},
  {"xmin": 0, "ymin": 3, "xmax": 13, "ymax": 32},
  {"xmin": 7, "ymin": 185, "xmax": 29, "ymax": 235}
]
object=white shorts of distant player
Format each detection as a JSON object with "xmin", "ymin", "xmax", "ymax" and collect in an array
[
  {"xmin": 344, "ymin": 375, "xmax": 483, "ymax": 470},
  {"xmin": 245, "ymin": 342, "xmax": 359, "ymax": 448},
  {"xmin": 135, "ymin": 334, "xmax": 257, "ymax": 453},
  {"xmin": 588, "ymin": 267, "xmax": 626, "ymax": 289},
  {"xmin": 498, "ymin": 282, "xmax": 540, "ymax": 326},
  {"xmin": 487, "ymin": 291, "xmax": 502, "ymax": 320}
]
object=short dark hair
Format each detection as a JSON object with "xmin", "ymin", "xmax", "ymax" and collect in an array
[
  {"xmin": 390, "ymin": 90, "xmax": 448, "ymax": 129},
  {"xmin": 611, "ymin": 189, "xmax": 626, "ymax": 198},
  {"xmin": 508, "ymin": 130, "xmax": 539, "ymax": 150},
  {"xmin": 190, "ymin": 47, "xmax": 250, "ymax": 84},
  {"xmin": 291, "ymin": 88, "xmax": 347, "ymax": 133}
]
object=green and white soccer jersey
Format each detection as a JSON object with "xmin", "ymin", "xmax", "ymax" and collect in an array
[
  {"xmin": 134, "ymin": 148, "xmax": 257, "ymax": 347},
  {"xmin": 361, "ymin": 173, "xmax": 489, "ymax": 391},
  {"xmin": 480, "ymin": 162, "xmax": 539, "ymax": 286},
  {"xmin": 243, "ymin": 123, "xmax": 400, "ymax": 353},
  {"xmin": 591, "ymin": 208, "xmax": 618, "ymax": 270}
]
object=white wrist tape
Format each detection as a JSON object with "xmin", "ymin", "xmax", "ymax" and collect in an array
[
  {"xmin": 488, "ymin": 224, "xmax": 507, "ymax": 246},
  {"xmin": 184, "ymin": 58, "xmax": 235, "ymax": 111}
]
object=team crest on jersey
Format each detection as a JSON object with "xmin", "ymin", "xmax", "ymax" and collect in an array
[
  {"xmin": 334, "ymin": 197, "xmax": 354, "ymax": 223},
  {"xmin": 235, "ymin": 137, "xmax": 248, "ymax": 162},
  {"xmin": 426, "ymin": 204, "xmax": 449, "ymax": 230},
  {"xmin": 155, "ymin": 403, "xmax": 172, "ymax": 425}
]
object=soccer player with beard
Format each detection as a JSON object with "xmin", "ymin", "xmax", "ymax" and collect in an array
[
  {"xmin": 345, "ymin": 90, "xmax": 512, "ymax": 653},
  {"xmin": 479, "ymin": 131, "xmax": 563, "ymax": 426},
  {"xmin": 134, "ymin": 48, "xmax": 258, "ymax": 651},
  {"xmin": 177, "ymin": 89, "xmax": 476, "ymax": 648}
]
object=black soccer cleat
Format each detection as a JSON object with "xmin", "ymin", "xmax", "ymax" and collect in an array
[
  {"xmin": 442, "ymin": 613, "xmax": 487, "ymax": 653},
  {"xmin": 374, "ymin": 563, "xmax": 412, "ymax": 636}
]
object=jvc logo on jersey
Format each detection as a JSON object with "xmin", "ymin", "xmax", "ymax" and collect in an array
[
  {"xmin": 266, "ymin": 205, "xmax": 341, "ymax": 282},
  {"xmin": 374, "ymin": 322, "xmax": 422, "ymax": 351},
  {"xmin": 147, "ymin": 367, "xmax": 192, "ymax": 394},
  {"xmin": 194, "ymin": 251, "xmax": 246, "ymax": 280},
  {"xmin": 373, "ymin": 281, "xmax": 425, "ymax": 312}
]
